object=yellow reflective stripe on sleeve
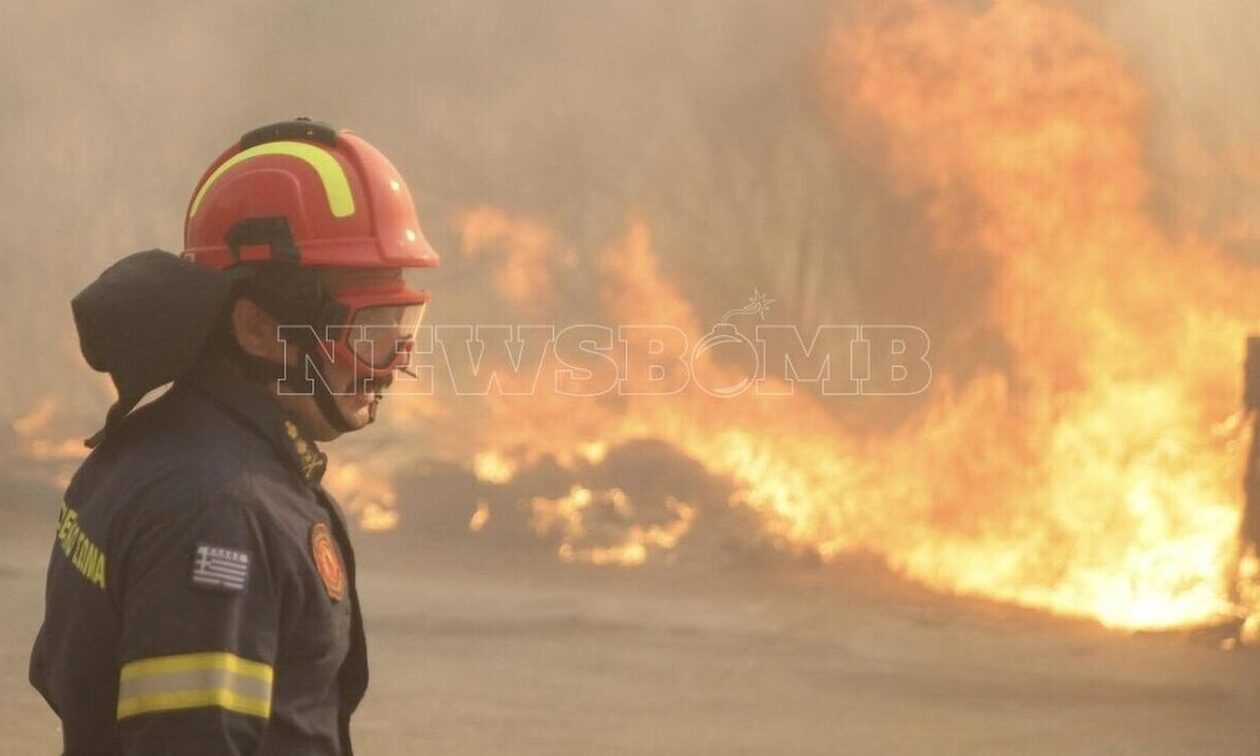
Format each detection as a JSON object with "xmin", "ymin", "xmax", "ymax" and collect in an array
[
  {"xmin": 116, "ymin": 687, "xmax": 271, "ymax": 720},
  {"xmin": 188, "ymin": 140, "xmax": 356, "ymax": 219},
  {"xmin": 117, "ymin": 652, "xmax": 273, "ymax": 721},
  {"xmin": 119, "ymin": 652, "xmax": 274, "ymax": 683}
]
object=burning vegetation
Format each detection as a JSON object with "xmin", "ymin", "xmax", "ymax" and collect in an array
[{"xmin": 11, "ymin": 0, "xmax": 1260, "ymax": 640}]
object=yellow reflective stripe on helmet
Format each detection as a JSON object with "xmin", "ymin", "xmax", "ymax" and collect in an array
[
  {"xmin": 188, "ymin": 140, "xmax": 356, "ymax": 219},
  {"xmin": 117, "ymin": 652, "xmax": 273, "ymax": 720}
]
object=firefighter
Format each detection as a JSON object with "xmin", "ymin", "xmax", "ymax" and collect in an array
[{"xmin": 29, "ymin": 118, "xmax": 439, "ymax": 755}]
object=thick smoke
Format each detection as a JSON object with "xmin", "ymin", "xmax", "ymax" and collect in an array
[
  {"xmin": 0, "ymin": 0, "xmax": 835, "ymax": 424},
  {"xmin": 0, "ymin": 0, "xmax": 1254, "ymax": 429}
]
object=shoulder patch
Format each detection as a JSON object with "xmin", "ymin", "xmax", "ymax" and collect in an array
[
  {"xmin": 191, "ymin": 543, "xmax": 251, "ymax": 593},
  {"xmin": 310, "ymin": 522, "xmax": 346, "ymax": 601}
]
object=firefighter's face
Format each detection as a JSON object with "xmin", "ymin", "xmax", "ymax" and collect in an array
[
  {"xmin": 332, "ymin": 360, "xmax": 389, "ymax": 429},
  {"xmin": 231, "ymin": 267, "xmax": 409, "ymax": 442},
  {"xmin": 281, "ymin": 353, "xmax": 386, "ymax": 442}
]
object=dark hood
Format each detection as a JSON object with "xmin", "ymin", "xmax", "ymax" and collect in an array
[{"xmin": 72, "ymin": 249, "xmax": 232, "ymax": 447}]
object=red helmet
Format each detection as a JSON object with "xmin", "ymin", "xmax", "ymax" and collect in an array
[
  {"xmin": 184, "ymin": 118, "xmax": 439, "ymax": 270},
  {"xmin": 183, "ymin": 119, "xmax": 438, "ymax": 379}
]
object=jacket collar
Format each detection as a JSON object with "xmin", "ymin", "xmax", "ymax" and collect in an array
[{"xmin": 182, "ymin": 354, "xmax": 328, "ymax": 486}]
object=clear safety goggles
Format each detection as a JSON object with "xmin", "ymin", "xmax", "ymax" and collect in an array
[{"xmin": 325, "ymin": 282, "xmax": 428, "ymax": 377}]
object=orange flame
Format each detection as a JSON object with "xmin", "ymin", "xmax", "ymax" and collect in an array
[
  {"xmin": 807, "ymin": 0, "xmax": 1260, "ymax": 628},
  {"xmin": 528, "ymin": 485, "xmax": 696, "ymax": 566},
  {"xmin": 451, "ymin": 0, "xmax": 1260, "ymax": 632},
  {"xmin": 14, "ymin": 0, "xmax": 1249, "ymax": 635},
  {"xmin": 322, "ymin": 461, "xmax": 401, "ymax": 532},
  {"xmin": 11, "ymin": 397, "xmax": 90, "ymax": 464},
  {"xmin": 456, "ymin": 206, "xmax": 568, "ymax": 311}
]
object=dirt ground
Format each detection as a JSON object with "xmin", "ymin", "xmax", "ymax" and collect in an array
[{"xmin": 3, "ymin": 493, "xmax": 1260, "ymax": 756}]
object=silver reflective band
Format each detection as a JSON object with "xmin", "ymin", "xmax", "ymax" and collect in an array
[{"xmin": 117, "ymin": 652, "xmax": 273, "ymax": 720}]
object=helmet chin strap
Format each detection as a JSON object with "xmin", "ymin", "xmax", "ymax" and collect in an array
[
  {"xmin": 228, "ymin": 330, "xmax": 361, "ymax": 434},
  {"xmin": 289, "ymin": 335, "xmax": 362, "ymax": 435},
  {"xmin": 306, "ymin": 345, "xmax": 361, "ymax": 434}
]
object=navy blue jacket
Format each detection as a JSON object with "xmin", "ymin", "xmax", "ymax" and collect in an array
[{"xmin": 30, "ymin": 356, "xmax": 368, "ymax": 755}]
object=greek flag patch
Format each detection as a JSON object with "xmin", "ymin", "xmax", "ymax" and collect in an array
[{"xmin": 191, "ymin": 544, "xmax": 250, "ymax": 593}]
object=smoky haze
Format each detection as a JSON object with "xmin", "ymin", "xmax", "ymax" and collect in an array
[
  {"xmin": 0, "ymin": 0, "xmax": 1256, "ymax": 429},
  {"xmin": 7, "ymin": 6, "xmax": 1260, "ymax": 752}
]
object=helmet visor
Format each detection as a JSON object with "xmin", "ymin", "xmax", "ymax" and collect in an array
[{"xmin": 349, "ymin": 301, "xmax": 427, "ymax": 369}]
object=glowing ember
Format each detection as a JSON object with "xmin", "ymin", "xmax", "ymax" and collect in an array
[
  {"xmin": 323, "ymin": 462, "xmax": 401, "ymax": 532},
  {"xmin": 528, "ymin": 485, "xmax": 696, "ymax": 566},
  {"xmin": 473, "ymin": 450, "xmax": 516, "ymax": 485},
  {"xmin": 468, "ymin": 500, "xmax": 491, "ymax": 533}
]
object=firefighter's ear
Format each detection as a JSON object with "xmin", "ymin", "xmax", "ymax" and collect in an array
[{"xmin": 231, "ymin": 297, "xmax": 285, "ymax": 362}]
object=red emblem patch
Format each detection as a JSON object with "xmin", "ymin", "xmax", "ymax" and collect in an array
[{"xmin": 310, "ymin": 522, "xmax": 346, "ymax": 601}]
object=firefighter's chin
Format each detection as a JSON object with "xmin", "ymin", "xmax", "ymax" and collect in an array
[
  {"xmin": 276, "ymin": 392, "xmax": 366, "ymax": 442},
  {"xmin": 331, "ymin": 383, "xmax": 380, "ymax": 430},
  {"xmin": 328, "ymin": 372, "xmax": 394, "ymax": 434},
  {"xmin": 273, "ymin": 378, "xmax": 380, "ymax": 442}
]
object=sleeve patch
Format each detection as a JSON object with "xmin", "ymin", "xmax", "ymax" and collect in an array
[
  {"xmin": 190, "ymin": 544, "xmax": 251, "ymax": 593},
  {"xmin": 310, "ymin": 523, "xmax": 346, "ymax": 602}
]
